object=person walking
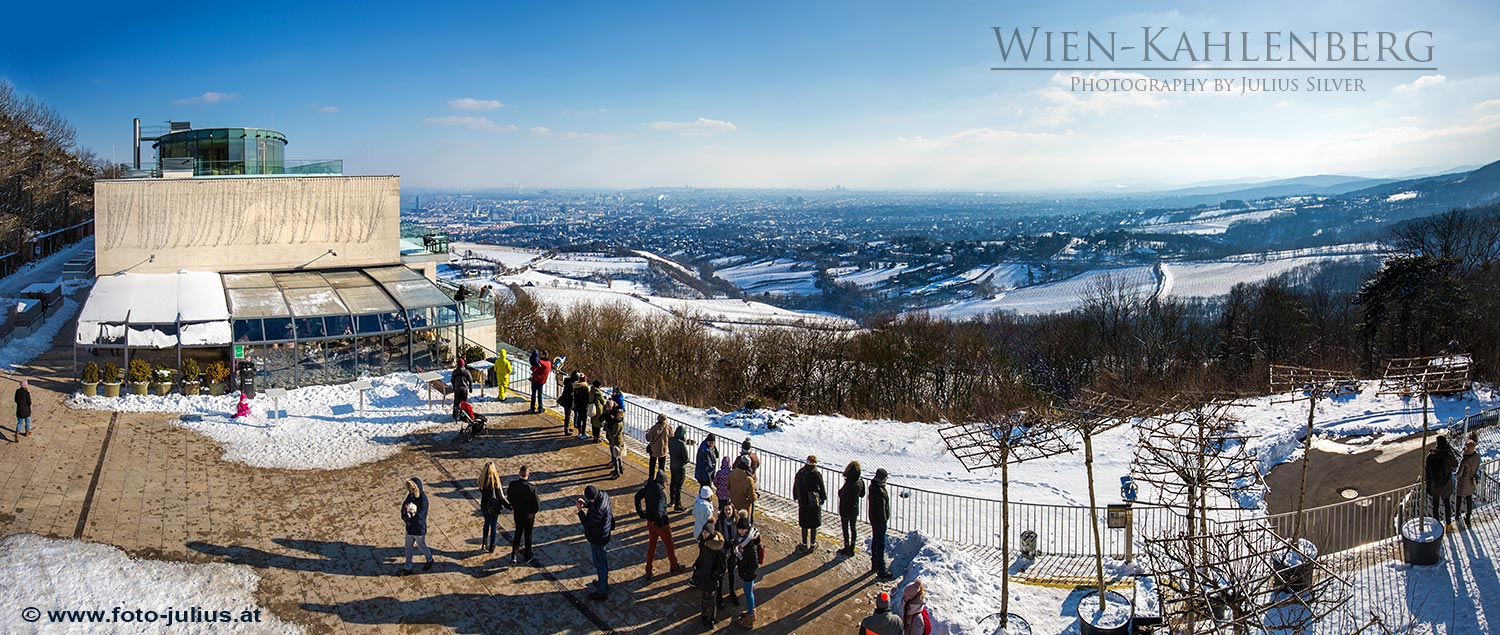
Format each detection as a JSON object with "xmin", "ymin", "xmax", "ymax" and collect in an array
[
  {"xmin": 901, "ymin": 578, "xmax": 932, "ymax": 635},
  {"xmin": 859, "ymin": 592, "xmax": 905, "ymax": 635},
  {"xmin": 692, "ymin": 530, "xmax": 728, "ymax": 628},
  {"xmin": 646, "ymin": 414, "xmax": 671, "ymax": 479},
  {"xmin": 729, "ymin": 455, "xmax": 758, "ymax": 524},
  {"xmin": 603, "ymin": 402, "xmax": 626, "ymax": 479},
  {"xmin": 1425, "ymin": 435, "xmax": 1459, "ymax": 524},
  {"xmin": 507, "ymin": 465, "xmax": 540, "ymax": 565},
  {"xmin": 529, "ymin": 350, "xmax": 552, "ymax": 414},
  {"xmin": 869, "ymin": 467, "xmax": 894, "ymax": 579},
  {"xmin": 732, "ymin": 510, "xmax": 762, "ymax": 629},
  {"xmin": 399, "ymin": 477, "xmax": 434, "ymax": 575},
  {"xmin": 478, "ymin": 462, "xmax": 510, "ymax": 554},
  {"xmin": 634, "ymin": 471, "xmax": 684, "ymax": 579},
  {"xmin": 692, "ymin": 485, "xmax": 717, "ymax": 541},
  {"xmin": 577, "ymin": 484, "xmax": 614, "ymax": 600},
  {"xmin": 1457, "ymin": 437, "xmax": 1481, "ymax": 527},
  {"xmin": 560, "ymin": 371, "xmax": 579, "ymax": 436},
  {"xmin": 572, "ymin": 375, "xmax": 593, "ymax": 440},
  {"xmin": 669, "ymin": 426, "xmax": 691, "ymax": 512},
  {"xmin": 837, "ymin": 460, "xmax": 866, "ymax": 556},
  {"xmin": 14, "ymin": 379, "xmax": 32, "ymax": 439},
  {"xmin": 713, "ymin": 456, "xmax": 734, "ymax": 507},
  {"xmin": 695, "ymin": 434, "xmax": 720, "ymax": 490},
  {"xmin": 793, "ymin": 455, "xmax": 827, "ymax": 553},
  {"xmin": 451, "ymin": 358, "xmax": 472, "ymax": 421},
  {"xmin": 588, "ymin": 379, "xmax": 608, "ymax": 441}
]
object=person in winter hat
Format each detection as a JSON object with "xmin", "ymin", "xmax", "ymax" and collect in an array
[
  {"xmin": 507, "ymin": 465, "xmax": 540, "ymax": 565},
  {"xmin": 495, "ymin": 352, "xmax": 513, "ymax": 399},
  {"xmin": 399, "ymin": 477, "xmax": 433, "ymax": 575},
  {"xmin": 450, "ymin": 358, "xmax": 472, "ymax": 421},
  {"xmin": 560, "ymin": 371, "xmax": 580, "ymax": 436},
  {"xmin": 695, "ymin": 434, "xmax": 720, "ymax": 487},
  {"xmin": 902, "ymin": 578, "xmax": 932, "ymax": 635},
  {"xmin": 1456, "ymin": 437, "xmax": 1481, "ymax": 526},
  {"xmin": 233, "ymin": 393, "xmax": 252, "ymax": 420},
  {"xmin": 634, "ymin": 471, "xmax": 684, "ymax": 579},
  {"xmin": 692, "ymin": 530, "xmax": 728, "ymax": 627},
  {"xmin": 1425, "ymin": 435, "xmax": 1459, "ymax": 524},
  {"xmin": 645, "ymin": 413, "xmax": 671, "ymax": 479},
  {"xmin": 716, "ymin": 500, "xmax": 740, "ymax": 608},
  {"xmin": 603, "ymin": 402, "xmax": 627, "ymax": 479},
  {"xmin": 859, "ymin": 592, "xmax": 905, "ymax": 635},
  {"xmin": 713, "ymin": 456, "xmax": 734, "ymax": 506},
  {"xmin": 869, "ymin": 468, "xmax": 894, "ymax": 579},
  {"xmin": 528, "ymin": 350, "xmax": 552, "ymax": 414},
  {"xmin": 668, "ymin": 426, "xmax": 691, "ymax": 511},
  {"xmin": 14, "ymin": 379, "xmax": 31, "ymax": 438},
  {"xmin": 588, "ymin": 380, "xmax": 608, "ymax": 441},
  {"xmin": 478, "ymin": 462, "xmax": 511, "ymax": 553},
  {"xmin": 692, "ymin": 486, "xmax": 717, "ymax": 543},
  {"xmin": 838, "ymin": 460, "xmax": 866, "ymax": 557},
  {"xmin": 577, "ymin": 484, "xmax": 614, "ymax": 600},
  {"xmin": 729, "ymin": 455, "xmax": 758, "ymax": 522},
  {"xmin": 738, "ymin": 437, "xmax": 761, "ymax": 476},
  {"xmin": 732, "ymin": 511, "xmax": 762, "ymax": 629},
  {"xmin": 792, "ymin": 455, "xmax": 826, "ymax": 552},
  {"xmin": 571, "ymin": 375, "xmax": 593, "ymax": 440}
]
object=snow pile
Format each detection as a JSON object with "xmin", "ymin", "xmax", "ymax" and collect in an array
[
  {"xmin": 1386, "ymin": 191, "xmax": 1420, "ymax": 202},
  {"xmin": 882, "ymin": 531, "xmax": 1077, "ymax": 635},
  {"xmin": 706, "ymin": 407, "xmax": 796, "ymax": 431},
  {"xmin": 0, "ymin": 533, "xmax": 301, "ymax": 634},
  {"xmin": 0, "ymin": 279, "xmax": 93, "ymax": 371},
  {"xmin": 67, "ymin": 373, "xmax": 452, "ymax": 470}
]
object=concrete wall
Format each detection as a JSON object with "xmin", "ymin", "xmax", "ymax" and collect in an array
[{"xmin": 94, "ymin": 175, "xmax": 401, "ymax": 275}]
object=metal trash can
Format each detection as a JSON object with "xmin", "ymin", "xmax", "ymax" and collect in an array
[{"xmin": 236, "ymin": 360, "xmax": 257, "ymax": 398}]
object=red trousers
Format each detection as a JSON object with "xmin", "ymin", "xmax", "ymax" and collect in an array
[{"xmin": 645, "ymin": 520, "xmax": 678, "ymax": 573}]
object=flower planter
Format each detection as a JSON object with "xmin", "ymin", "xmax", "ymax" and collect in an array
[
  {"xmin": 81, "ymin": 382, "xmax": 98, "ymax": 397},
  {"xmin": 151, "ymin": 382, "xmax": 173, "ymax": 396},
  {"xmin": 208, "ymin": 383, "xmax": 226, "ymax": 396},
  {"xmin": 102, "ymin": 382, "xmax": 122, "ymax": 398},
  {"xmin": 1271, "ymin": 538, "xmax": 1318, "ymax": 593},
  {"xmin": 1077, "ymin": 590, "xmax": 1131, "ymax": 635},
  {"xmin": 130, "ymin": 382, "xmax": 149, "ymax": 396},
  {"xmin": 986, "ymin": 614, "xmax": 1033, "ymax": 635},
  {"xmin": 1400, "ymin": 517, "xmax": 1444, "ymax": 566},
  {"xmin": 182, "ymin": 382, "xmax": 201, "ymax": 396}
]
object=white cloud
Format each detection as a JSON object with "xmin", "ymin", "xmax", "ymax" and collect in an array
[
  {"xmin": 1393, "ymin": 74, "xmax": 1447, "ymax": 92},
  {"xmin": 529, "ymin": 126, "xmax": 553, "ymax": 135},
  {"xmin": 173, "ymin": 91, "xmax": 240, "ymax": 105},
  {"xmin": 448, "ymin": 97, "xmax": 505, "ymax": 111},
  {"xmin": 1033, "ymin": 71, "xmax": 1168, "ymax": 127},
  {"xmin": 422, "ymin": 116, "xmax": 517, "ymax": 132},
  {"xmin": 646, "ymin": 117, "xmax": 739, "ymax": 136},
  {"xmin": 314, "ymin": 105, "xmax": 340, "ymax": 113}
]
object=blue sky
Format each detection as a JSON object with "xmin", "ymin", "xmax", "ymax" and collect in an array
[{"xmin": 2, "ymin": 1, "xmax": 1497, "ymax": 190}]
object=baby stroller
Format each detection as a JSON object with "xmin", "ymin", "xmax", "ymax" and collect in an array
[{"xmin": 455, "ymin": 400, "xmax": 488, "ymax": 443}]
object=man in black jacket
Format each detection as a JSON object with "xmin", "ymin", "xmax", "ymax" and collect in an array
[
  {"xmin": 577, "ymin": 484, "xmax": 614, "ymax": 600},
  {"xmin": 14, "ymin": 379, "xmax": 31, "ymax": 439},
  {"xmin": 507, "ymin": 466, "xmax": 541, "ymax": 565},
  {"xmin": 634, "ymin": 471, "xmax": 684, "ymax": 579},
  {"xmin": 669, "ymin": 426, "xmax": 691, "ymax": 511},
  {"xmin": 692, "ymin": 530, "xmax": 728, "ymax": 627},
  {"xmin": 868, "ymin": 468, "xmax": 894, "ymax": 580}
]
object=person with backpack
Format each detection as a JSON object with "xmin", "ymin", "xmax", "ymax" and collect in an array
[
  {"xmin": 713, "ymin": 456, "xmax": 733, "ymax": 507},
  {"xmin": 729, "ymin": 455, "xmax": 758, "ymax": 523},
  {"xmin": 695, "ymin": 434, "xmax": 720, "ymax": 489},
  {"xmin": 1456, "ymin": 437, "xmax": 1481, "ymax": 527},
  {"xmin": 572, "ymin": 375, "xmax": 593, "ymax": 440},
  {"xmin": 732, "ymin": 510, "xmax": 762, "ymax": 629},
  {"xmin": 838, "ymin": 461, "xmax": 866, "ymax": 557},
  {"xmin": 902, "ymin": 578, "xmax": 932, "ymax": 635},
  {"xmin": 669, "ymin": 426, "xmax": 691, "ymax": 512},
  {"xmin": 528, "ymin": 351, "xmax": 552, "ymax": 414},
  {"xmin": 645, "ymin": 414, "xmax": 671, "ymax": 478},
  {"xmin": 859, "ymin": 592, "xmax": 905, "ymax": 635},
  {"xmin": 792, "ymin": 455, "xmax": 827, "ymax": 553},
  {"xmin": 577, "ymin": 485, "xmax": 614, "ymax": 600},
  {"xmin": 602, "ymin": 402, "xmax": 626, "ymax": 479},
  {"xmin": 634, "ymin": 471, "xmax": 684, "ymax": 579},
  {"xmin": 560, "ymin": 371, "xmax": 580, "ymax": 436},
  {"xmin": 1425, "ymin": 435, "xmax": 1459, "ymax": 524},
  {"xmin": 869, "ymin": 467, "xmax": 894, "ymax": 579},
  {"xmin": 14, "ymin": 379, "xmax": 32, "ymax": 439},
  {"xmin": 478, "ymin": 462, "xmax": 510, "ymax": 554},
  {"xmin": 507, "ymin": 465, "xmax": 540, "ymax": 565},
  {"xmin": 399, "ymin": 477, "xmax": 433, "ymax": 575},
  {"xmin": 692, "ymin": 530, "xmax": 728, "ymax": 628}
]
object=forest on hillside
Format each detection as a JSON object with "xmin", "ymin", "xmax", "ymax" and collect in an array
[{"xmin": 0, "ymin": 80, "xmax": 106, "ymax": 267}]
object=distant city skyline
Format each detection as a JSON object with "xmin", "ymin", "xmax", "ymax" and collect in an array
[{"xmin": 2, "ymin": 1, "xmax": 1496, "ymax": 191}]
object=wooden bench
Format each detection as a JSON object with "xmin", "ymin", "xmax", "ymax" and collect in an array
[
  {"xmin": 1131, "ymin": 575, "xmax": 1163, "ymax": 632},
  {"xmin": 425, "ymin": 378, "xmax": 454, "ymax": 410}
]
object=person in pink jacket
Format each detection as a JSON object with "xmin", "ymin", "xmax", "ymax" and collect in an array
[{"xmin": 713, "ymin": 456, "xmax": 733, "ymax": 507}]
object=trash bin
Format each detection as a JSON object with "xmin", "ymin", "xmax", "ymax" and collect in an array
[{"xmin": 237, "ymin": 360, "xmax": 257, "ymax": 398}]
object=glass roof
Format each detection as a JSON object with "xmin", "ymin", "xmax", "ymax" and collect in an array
[{"xmin": 226, "ymin": 287, "xmax": 291, "ymax": 318}]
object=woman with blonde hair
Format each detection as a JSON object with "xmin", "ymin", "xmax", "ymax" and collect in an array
[{"xmin": 479, "ymin": 462, "xmax": 510, "ymax": 553}]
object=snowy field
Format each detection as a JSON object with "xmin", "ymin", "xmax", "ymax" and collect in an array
[
  {"xmin": 1161, "ymin": 253, "xmax": 1378, "ymax": 299},
  {"xmin": 67, "ymin": 373, "xmax": 455, "ymax": 470},
  {"xmin": 0, "ymin": 534, "xmax": 301, "ymax": 634},
  {"xmin": 926, "ymin": 266, "xmax": 1158, "ymax": 318},
  {"xmin": 714, "ymin": 258, "xmax": 822, "ymax": 296},
  {"xmin": 449, "ymin": 242, "xmax": 544, "ymax": 269},
  {"xmin": 533, "ymin": 253, "xmax": 652, "ymax": 276},
  {"xmin": 835, "ymin": 263, "xmax": 917, "ymax": 289}
]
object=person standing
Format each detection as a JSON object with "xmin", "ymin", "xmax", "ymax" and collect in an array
[
  {"xmin": 507, "ymin": 465, "xmax": 540, "ymax": 565},
  {"xmin": 560, "ymin": 371, "xmax": 579, "ymax": 436},
  {"xmin": 716, "ymin": 500, "xmax": 740, "ymax": 609},
  {"xmin": 793, "ymin": 455, "xmax": 827, "ymax": 553},
  {"xmin": 603, "ymin": 402, "xmax": 626, "ymax": 479},
  {"xmin": 692, "ymin": 485, "xmax": 717, "ymax": 541},
  {"xmin": 1425, "ymin": 435, "xmax": 1459, "ymax": 524},
  {"xmin": 495, "ymin": 352, "xmax": 513, "ymax": 399},
  {"xmin": 729, "ymin": 456, "xmax": 758, "ymax": 524},
  {"xmin": 1457, "ymin": 437, "xmax": 1481, "ymax": 527},
  {"xmin": 451, "ymin": 359, "xmax": 472, "ymax": 421},
  {"xmin": 588, "ymin": 379, "xmax": 608, "ymax": 441},
  {"xmin": 738, "ymin": 438, "xmax": 761, "ymax": 476},
  {"xmin": 695, "ymin": 434, "xmax": 720, "ymax": 492},
  {"xmin": 478, "ymin": 462, "xmax": 510, "ymax": 554},
  {"xmin": 634, "ymin": 471, "xmax": 684, "ymax": 579},
  {"xmin": 902, "ymin": 578, "xmax": 932, "ymax": 635},
  {"xmin": 399, "ymin": 477, "xmax": 434, "ymax": 575},
  {"xmin": 572, "ymin": 375, "xmax": 593, "ymax": 440},
  {"xmin": 837, "ymin": 461, "xmax": 866, "ymax": 557},
  {"xmin": 869, "ymin": 468, "xmax": 894, "ymax": 579},
  {"xmin": 713, "ymin": 456, "xmax": 734, "ymax": 508},
  {"xmin": 14, "ymin": 379, "xmax": 32, "ymax": 439},
  {"xmin": 859, "ymin": 592, "xmax": 905, "ymax": 635},
  {"xmin": 692, "ymin": 530, "xmax": 728, "ymax": 628},
  {"xmin": 577, "ymin": 485, "xmax": 614, "ymax": 600},
  {"xmin": 529, "ymin": 350, "xmax": 552, "ymax": 414},
  {"xmin": 669, "ymin": 426, "xmax": 691, "ymax": 512},
  {"xmin": 646, "ymin": 414, "xmax": 671, "ymax": 478},
  {"xmin": 732, "ymin": 510, "xmax": 761, "ymax": 629}
]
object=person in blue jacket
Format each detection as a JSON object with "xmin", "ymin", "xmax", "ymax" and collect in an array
[
  {"xmin": 399, "ymin": 477, "xmax": 433, "ymax": 575},
  {"xmin": 695, "ymin": 434, "xmax": 720, "ymax": 489},
  {"xmin": 577, "ymin": 484, "xmax": 615, "ymax": 600}
]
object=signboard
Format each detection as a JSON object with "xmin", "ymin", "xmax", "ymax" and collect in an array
[
  {"xmin": 234, "ymin": 345, "xmax": 246, "ymax": 359},
  {"xmin": 1107, "ymin": 504, "xmax": 1131, "ymax": 529}
]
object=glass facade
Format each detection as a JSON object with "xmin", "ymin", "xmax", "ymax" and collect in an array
[{"xmin": 154, "ymin": 128, "xmax": 288, "ymax": 176}]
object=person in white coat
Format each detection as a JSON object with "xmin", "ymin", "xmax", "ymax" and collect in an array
[{"xmin": 692, "ymin": 485, "xmax": 716, "ymax": 540}]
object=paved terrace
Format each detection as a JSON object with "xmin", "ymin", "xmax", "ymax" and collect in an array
[{"xmin": 0, "ymin": 319, "xmax": 898, "ymax": 634}]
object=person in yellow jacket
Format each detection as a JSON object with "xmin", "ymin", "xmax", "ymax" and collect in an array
[{"xmin": 495, "ymin": 353, "xmax": 514, "ymax": 399}]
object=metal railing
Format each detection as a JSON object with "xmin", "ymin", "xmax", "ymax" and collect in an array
[{"xmin": 117, "ymin": 159, "xmax": 343, "ymax": 178}]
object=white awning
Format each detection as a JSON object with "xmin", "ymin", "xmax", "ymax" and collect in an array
[{"xmin": 75, "ymin": 272, "xmax": 232, "ymax": 347}]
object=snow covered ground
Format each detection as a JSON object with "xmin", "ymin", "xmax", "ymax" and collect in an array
[
  {"xmin": 925, "ymin": 266, "xmax": 1158, "ymax": 318},
  {"xmin": 0, "ymin": 533, "xmax": 301, "ymax": 634},
  {"xmin": 714, "ymin": 258, "xmax": 821, "ymax": 296},
  {"xmin": 0, "ymin": 279, "xmax": 92, "ymax": 371},
  {"xmin": 0, "ymin": 237, "xmax": 93, "ymax": 297},
  {"xmin": 66, "ymin": 373, "xmax": 456, "ymax": 470},
  {"xmin": 1161, "ymin": 253, "xmax": 1380, "ymax": 299}
]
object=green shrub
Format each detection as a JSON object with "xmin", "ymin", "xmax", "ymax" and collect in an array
[
  {"xmin": 743, "ymin": 396, "xmax": 767, "ymax": 411},
  {"xmin": 81, "ymin": 362, "xmax": 100, "ymax": 384},
  {"xmin": 102, "ymin": 362, "xmax": 120, "ymax": 383},
  {"xmin": 205, "ymin": 361, "xmax": 230, "ymax": 385},
  {"xmin": 128, "ymin": 359, "xmax": 152, "ymax": 383},
  {"xmin": 182, "ymin": 358, "xmax": 201, "ymax": 383},
  {"xmin": 461, "ymin": 344, "xmax": 487, "ymax": 364}
]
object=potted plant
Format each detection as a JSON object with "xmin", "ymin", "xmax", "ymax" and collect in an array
[
  {"xmin": 151, "ymin": 364, "xmax": 175, "ymax": 396},
  {"xmin": 1400, "ymin": 515, "xmax": 1444, "ymax": 566},
  {"xmin": 101, "ymin": 362, "xmax": 122, "ymax": 397},
  {"xmin": 205, "ymin": 361, "xmax": 230, "ymax": 396},
  {"xmin": 181, "ymin": 358, "xmax": 202, "ymax": 396},
  {"xmin": 81, "ymin": 362, "xmax": 100, "ymax": 397},
  {"xmin": 1077, "ymin": 589, "xmax": 1131, "ymax": 635},
  {"xmin": 1270, "ymin": 538, "xmax": 1317, "ymax": 592},
  {"xmin": 128, "ymin": 359, "xmax": 152, "ymax": 395}
]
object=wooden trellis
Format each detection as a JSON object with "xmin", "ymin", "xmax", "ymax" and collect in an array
[{"xmin": 1268, "ymin": 364, "xmax": 1362, "ymax": 540}]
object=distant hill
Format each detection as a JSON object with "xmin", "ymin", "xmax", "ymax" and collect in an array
[{"xmin": 1161, "ymin": 174, "xmax": 1393, "ymax": 199}]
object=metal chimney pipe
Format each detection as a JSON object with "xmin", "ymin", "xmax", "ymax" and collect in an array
[{"xmin": 133, "ymin": 118, "xmax": 141, "ymax": 169}]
